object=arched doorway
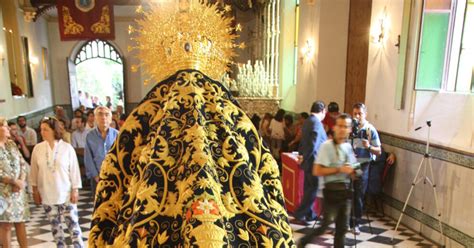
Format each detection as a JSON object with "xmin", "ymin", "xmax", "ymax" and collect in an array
[{"xmin": 68, "ymin": 39, "xmax": 125, "ymax": 112}]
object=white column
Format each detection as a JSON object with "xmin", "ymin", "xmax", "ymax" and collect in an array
[
  {"xmin": 270, "ymin": 0, "xmax": 276, "ymax": 96},
  {"xmin": 274, "ymin": 0, "xmax": 280, "ymax": 98},
  {"xmin": 266, "ymin": 1, "xmax": 271, "ymax": 86}
]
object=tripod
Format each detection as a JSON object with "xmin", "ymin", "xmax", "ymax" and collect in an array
[
  {"xmin": 347, "ymin": 132, "xmax": 373, "ymax": 247},
  {"xmin": 392, "ymin": 121, "xmax": 445, "ymax": 247}
]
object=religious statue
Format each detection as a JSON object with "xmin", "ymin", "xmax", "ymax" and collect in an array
[{"xmin": 88, "ymin": 1, "xmax": 295, "ymax": 247}]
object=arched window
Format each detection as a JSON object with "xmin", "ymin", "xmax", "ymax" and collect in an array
[{"xmin": 74, "ymin": 39, "xmax": 122, "ymax": 65}]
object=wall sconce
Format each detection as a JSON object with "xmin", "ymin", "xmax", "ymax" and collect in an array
[
  {"xmin": 0, "ymin": 46, "xmax": 4, "ymax": 66},
  {"xmin": 301, "ymin": 39, "xmax": 315, "ymax": 62},
  {"xmin": 29, "ymin": 56, "xmax": 39, "ymax": 66},
  {"xmin": 1, "ymin": 27, "xmax": 8, "ymax": 66},
  {"xmin": 371, "ymin": 7, "xmax": 390, "ymax": 44}
]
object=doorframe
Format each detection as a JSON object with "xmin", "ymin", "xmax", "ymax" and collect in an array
[{"xmin": 68, "ymin": 39, "xmax": 127, "ymax": 113}]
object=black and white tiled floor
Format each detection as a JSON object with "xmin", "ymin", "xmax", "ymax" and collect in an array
[
  {"xmin": 11, "ymin": 190, "xmax": 437, "ymax": 247},
  {"xmin": 11, "ymin": 190, "xmax": 93, "ymax": 247},
  {"xmin": 289, "ymin": 215, "xmax": 437, "ymax": 247}
]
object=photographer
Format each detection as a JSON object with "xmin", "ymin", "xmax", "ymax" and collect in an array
[
  {"xmin": 351, "ymin": 103, "xmax": 381, "ymax": 234},
  {"xmin": 297, "ymin": 114, "xmax": 357, "ymax": 248}
]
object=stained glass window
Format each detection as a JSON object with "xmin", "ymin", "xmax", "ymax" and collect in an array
[{"xmin": 74, "ymin": 39, "xmax": 122, "ymax": 65}]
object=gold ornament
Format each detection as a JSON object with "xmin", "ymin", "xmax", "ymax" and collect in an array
[
  {"xmin": 235, "ymin": 23, "xmax": 243, "ymax": 32},
  {"xmin": 62, "ymin": 6, "xmax": 84, "ymax": 35},
  {"xmin": 90, "ymin": 6, "xmax": 111, "ymax": 34},
  {"xmin": 130, "ymin": 0, "xmax": 240, "ymax": 83}
]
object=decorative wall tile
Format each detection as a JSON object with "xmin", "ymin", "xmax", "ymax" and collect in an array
[
  {"xmin": 383, "ymin": 191, "xmax": 474, "ymax": 247},
  {"xmin": 380, "ymin": 133, "xmax": 473, "ymax": 170}
]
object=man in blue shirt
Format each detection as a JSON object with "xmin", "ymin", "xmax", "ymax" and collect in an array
[
  {"xmin": 298, "ymin": 114, "xmax": 357, "ymax": 248},
  {"xmin": 294, "ymin": 101, "xmax": 327, "ymax": 224},
  {"xmin": 85, "ymin": 106, "xmax": 119, "ymax": 196},
  {"xmin": 351, "ymin": 103, "xmax": 381, "ymax": 234}
]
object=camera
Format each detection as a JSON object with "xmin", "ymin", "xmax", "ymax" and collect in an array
[{"xmin": 351, "ymin": 118, "xmax": 359, "ymax": 138}]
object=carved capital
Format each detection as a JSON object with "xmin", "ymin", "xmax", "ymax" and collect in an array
[
  {"xmin": 19, "ymin": 0, "xmax": 37, "ymax": 22},
  {"xmin": 23, "ymin": 8, "xmax": 37, "ymax": 22}
]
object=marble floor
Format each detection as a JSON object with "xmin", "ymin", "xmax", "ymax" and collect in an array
[{"xmin": 10, "ymin": 190, "xmax": 437, "ymax": 247}]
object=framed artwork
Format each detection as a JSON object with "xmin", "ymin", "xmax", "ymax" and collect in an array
[
  {"xmin": 42, "ymin": 47, "xmax": 49, "ymax": 80},
  {"xmin": 21, "ymin": 36, "xmax": 34, "ymax": 97}
]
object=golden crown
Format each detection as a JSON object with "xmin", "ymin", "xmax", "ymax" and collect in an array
[{"xmin": 129, "ymin": 0, "xmax": 244, "ymax": 84}]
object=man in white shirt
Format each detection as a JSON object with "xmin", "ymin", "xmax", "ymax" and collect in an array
[
  {"xmin": 72, "ymin": 116, "xmax": 88, "ymax": 186},
  {"xmin": 70, "ymin": 109, "xmax": 84, "ymax": 131},
  {"xmin": 16, "ymin": 115, "xmax": 37, "ymax": 146},
  {"xmin": 72, "ymin": 117, "xmax": 88, "ymax": 149},
  {"xmin": 85, "ymin": 111, "xmax": 96, "ymax": 132},
  {"xmin": 84, "ymin": 92, "xmax": 94, "ymax": 109}
]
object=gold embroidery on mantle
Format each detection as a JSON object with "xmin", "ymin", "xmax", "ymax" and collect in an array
[
  {"xmin": 62, "ymin": 6, "xmax": 84, "ymax": 35},
  {"xmin": 91, "ymin": 6, "xmax": 111, "ymax": 34},
  {"xmin": 88, "ymin": 71, "xmax": 296, "ymax": 247},
  {"xmin": 188, "ymin": 198, "xmax": 227, "ymax": 247}
]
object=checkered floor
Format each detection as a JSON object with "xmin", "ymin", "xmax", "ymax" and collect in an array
[
  {"xmin": 10, "ymin": 190, "xmax": 436, "ymax": 247},
  {"xmin": 289, "ymin": 215, "xmax": 437, "ymax": 247},
  {"xmin": 11, "ymin": 190, "xmax": 93, "ymax": 248}
]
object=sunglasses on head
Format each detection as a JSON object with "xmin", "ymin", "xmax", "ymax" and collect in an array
[
  {"xmin": 41, "ymin": 116, "xmax": 59, "ymax": 125},
  {"xmin": 42, "ymin": 116, "xmax": 59, "ymax": 121}
]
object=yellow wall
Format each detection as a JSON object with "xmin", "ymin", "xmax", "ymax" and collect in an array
[{"xmin": 0, "ymin": 1, "xmax": 54, "ymax": 119}]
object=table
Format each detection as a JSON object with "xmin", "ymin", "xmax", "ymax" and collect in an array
[{"xmin": 281, "ymin": 152, "xmax": 322, "ymax": 215}]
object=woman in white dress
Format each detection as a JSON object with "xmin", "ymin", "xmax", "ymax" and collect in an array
[{"xmin": 30, "ymin": 117, "xmax": 84, "ymax": 248}]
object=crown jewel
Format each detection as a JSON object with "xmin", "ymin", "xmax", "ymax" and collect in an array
[{"xmin": 130, "ymin": 0, "xmax": 242, "ymax": 83}]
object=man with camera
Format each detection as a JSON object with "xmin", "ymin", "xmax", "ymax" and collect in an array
[
  {"xmin": 351, "ymin": 103, "xmax": 381, "ymax": 234},
  {"xmin": 297, "ymin": 113, "xmax": 358, "ymax": 248}
]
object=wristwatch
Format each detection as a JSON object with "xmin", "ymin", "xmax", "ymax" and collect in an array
[{"xmin": 367, "ymin": 145, "xmax": 371, "ymax": 151}]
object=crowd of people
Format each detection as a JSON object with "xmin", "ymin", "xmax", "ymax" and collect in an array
[
  {"xmin": 251, "ymin": 101, "xmax": 396, "ymax": 248},
  {"xmin": 0, "ymin": 99, "xmax": 396, "ymax": 248},
  {"xmin": 76, "ymin": 91, "xmax": 117, "ymax": 111},
  {"xmin": 0, "ymin": 104, "xmax": 123, "ymax": 248},
  {"xmin": 254, "ymin": 101, "xmax": 341, "ymax": 160}
]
